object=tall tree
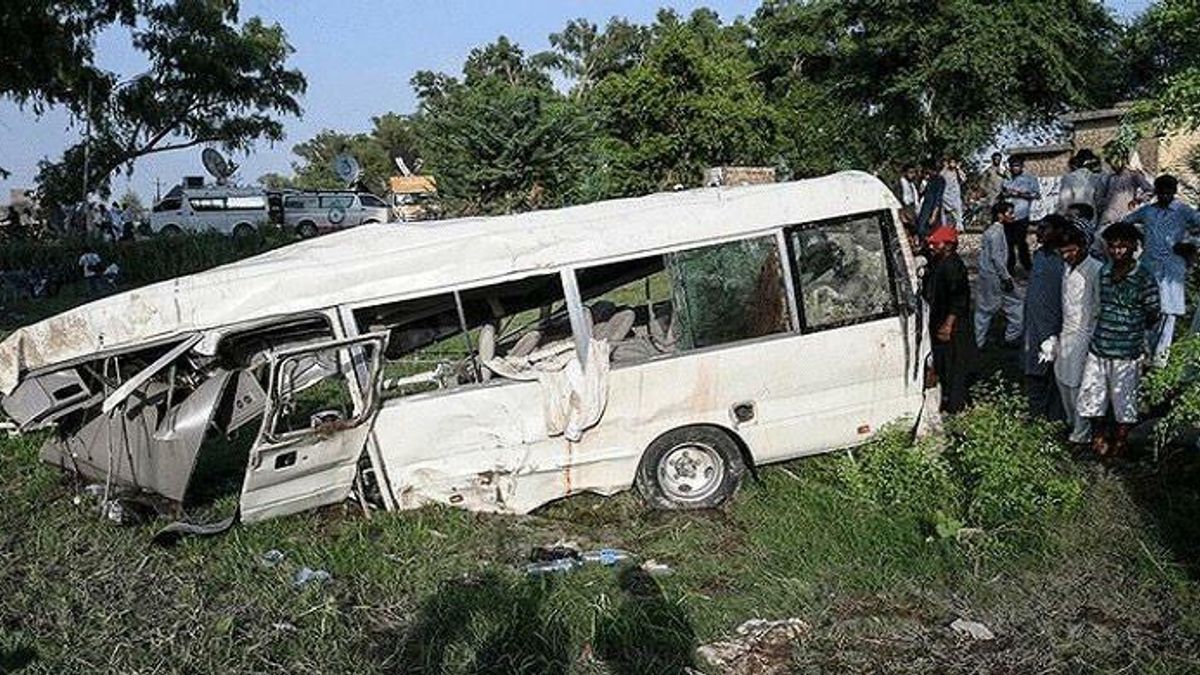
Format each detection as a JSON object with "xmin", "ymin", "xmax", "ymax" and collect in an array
[
  {"xmin": 583, "ymin": 9, "xmax": 779, "ymax": 195},
  {"xmin": 411, "ymin": 38, "xmax": 592, "ymax": 214},
  {"xmin": 1122, "ymin": 0, "xmax": 1200, "ymax": 131},
  {"xmin": 751, "ymin": 0, "xmax": 1122, "ymax": 168},
  {"xmin": 35, "ymin": 0, "xmax": 305, "ymax": 206},
  {"xmin": 543, "ymin": 17, "xmax": 650, "ymax": 95}
]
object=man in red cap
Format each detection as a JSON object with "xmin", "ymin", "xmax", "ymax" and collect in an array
[{"xmin": 922, "ymin": 226, "xmax": 977, "ymax": 413}]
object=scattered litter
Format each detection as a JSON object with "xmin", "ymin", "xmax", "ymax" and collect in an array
[
  {"xmin": 697, "ymin": 618, "xmax": 810, "ymax": 675},
  {"xmin": 581, "ymin": 548, "xmax": 631, "ymax": 566},
  {"xmin": 641, "ymin": 559, "xmax": 674, "ymax": 577},
  {"xmin": 525, "ymin": 543, "xmax": 639, "ymax": 576},
  {"xmin": 293, "ymin": 567, "xmax": 332, "ymax": 588},
  {"xmin": 271, "ymin": 622, "xmax": 297, "ymax": 632},
  {"xmin": 261, "ymin": 549, "xmax": 286, "ymax": 567},
  {"xmin": 100, "ymin": 499, "xmax": 124, "ymax": 524},
  {"xmin": 526, "ymin": 558, "xmax": 580, "ymax": 576},
  {"xmin": 949, "ymin": 618, "xmax": 995, "ymax": 641},
  {"xmin": 83, "ymin": 484, "xmax": 106, "ymax": 498}
]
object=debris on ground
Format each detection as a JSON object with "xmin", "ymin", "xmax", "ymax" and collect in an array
[
  {"xmin": 525, "ymin": 543, "xmax": 635, "ymax": 576},
  {"xmin": 261, "ymin": 549, "xmax": 285, "ymax": 568},
  {"xmin": 641, "ymin": 559, "xmax": 674, "ymax": 577},
  {"xmin": 292, "ymin": 567, "xmax": 332, "ymax": 588},
  {"xmin": 697, "ymin": 618, "xmax": 810, "ymax": 675},
  {"xmin": 949, "ymin": 617, "xmax": 995, "ymax": 641}
]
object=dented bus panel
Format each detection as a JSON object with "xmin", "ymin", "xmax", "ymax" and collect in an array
[{"xmin": 0, "ymin": 172, "xmax": 932, "ymax": 524}]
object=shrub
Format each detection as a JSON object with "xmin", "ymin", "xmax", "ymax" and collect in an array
[
  {"xmin": 1143, "ymin": 333, "xmax": 1200, "ymax": 452},
  {"xmin": 832, "ymin": 376, "xmax": 1082, "ymax": 544},
  {"xmin": 945, "ymin": 377, "xmax": 1083, "ymax": 534}
]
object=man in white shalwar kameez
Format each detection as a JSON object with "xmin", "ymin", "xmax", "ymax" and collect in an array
[
  {"xmin": 1043, "ymin": 224, "xmax": 1102, "ymax": 444},
  {"xmin": 975, "ymin": 201, "xmax": 1023, "ymax": 348},
  {"xmin": 1118, "ymin": 175, "xmax": 1200, "ymax": 365}
]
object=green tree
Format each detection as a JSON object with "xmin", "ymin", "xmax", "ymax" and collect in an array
[
  {"xmin": 289, "ymin": 114, "xmax": 418, "ymax": 195},
  {"xmin": 34, "ymin": 0, "xmax": 305, "ymax": 206},
  {"xmin": 751, "ymin": 0, "xmax": 1122, "ymax": 169},
  {"xmin": 543, "ymin": 17, "xmax": 650, "ymax": 95},
  {"xmin": 1123, "ymin": 0, "xmax": 1200, "ymax": 131},
  {"xmin": 411, "ymin": 38, "xmax": 592, "ymax": 214},
  {"xmin": 583, "ymin": 9, "xmax": 779, "ymax": 196}
]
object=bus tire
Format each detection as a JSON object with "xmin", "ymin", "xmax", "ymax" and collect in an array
[
  {"xmin": 232, "ymin": 223, "xmax": 256, "ymax": 239},
  {"xmin": 297, "ymin": 221, "xmax": 318, "ymax": 239},
  {"xmin": 160, "ymin": 224, "xmax": 183, "ymax": 237},
  {"xmin": 635, "ymin": 425, "xmax": 746, "ymax": 510}
]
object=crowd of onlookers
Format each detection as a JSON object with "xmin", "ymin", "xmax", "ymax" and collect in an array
[{"xmin": 909, "ymin": 149, "xmax": 1200, "ymax": 460}]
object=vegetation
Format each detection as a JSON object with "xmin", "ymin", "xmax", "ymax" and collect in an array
[
  {"xmin": 18, "ymin": 0, "xmax": 305, "ymax": 205},
  {"xmin": 1, "ymin": 375, "xmax": 1198, "ymax": 672}
]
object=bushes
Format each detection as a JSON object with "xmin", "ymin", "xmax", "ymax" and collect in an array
[
  {"xmin": 1143, "ymin": 333, "xmax": 1200, "ymax": 451},
  {"xmin": 0, "ymin": 229, "xmax": 293, "ymax": 288},
  {"xmin": 834, "ymin": 377, "xmax": 1082, "ymax": 545}
]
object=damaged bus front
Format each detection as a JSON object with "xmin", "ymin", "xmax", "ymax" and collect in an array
[{"xmin": 0, "ymin": 171, "xmax": 934, "ymax": 525}]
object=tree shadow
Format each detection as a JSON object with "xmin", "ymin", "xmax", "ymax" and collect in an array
[
  {"xmin": 372, "ymin": 571, "xmax": 571, "ymax": 674},
  {"xmin": 595, "ymin": 566, "xmax": 697, "ymax": 675},
  {"xmin": 367, "ymin": 566, "xmax": 697, "ymax": 674},
  {"xmin": 1122, "ymin": 435, "xmax": 1200, "ymax": 581}
]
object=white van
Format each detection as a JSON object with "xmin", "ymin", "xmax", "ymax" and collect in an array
[
  {"xmin": 148, "ymin": 186, "xmax": 268, "ymax": 237},
  {"xmin": 281, "ymin": 191, "xmax": 391, "ymax": 238},
  {"xmin": 0, "ymin": 172, "xmax": 931, "ymax": 525}
]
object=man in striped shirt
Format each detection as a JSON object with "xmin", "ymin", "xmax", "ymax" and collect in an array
[{"xmin": 1076, "ymin": 221, "xmax": 1160, "ymax": 458}]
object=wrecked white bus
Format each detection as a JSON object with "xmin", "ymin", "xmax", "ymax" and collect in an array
[{"xmin": 0, "ymin": 171, "xmax": 931, "ymax": 524}]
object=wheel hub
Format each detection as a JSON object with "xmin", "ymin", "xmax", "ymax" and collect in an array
[{"xmin": 657, "ymin": 442, "xmax": 724, "ymax": 503}]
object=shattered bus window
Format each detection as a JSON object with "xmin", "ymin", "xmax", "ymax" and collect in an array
[
  {"xmin": 354, "ymin": 274, "xmax": 568, "ymax": 398},
  {"xmin": 576, "ymin": 235, "xmax": 791, "ymax": 364},
  {"xmin": 668, "ymin": 236, "xmax": 791, "ymax": 350},
  {"xmin": 789, "ymin": 213, "xmax": 897, "ymax": 330}
]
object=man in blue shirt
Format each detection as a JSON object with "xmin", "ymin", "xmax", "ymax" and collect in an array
[
  {"xmin": 1118, "ymin": 174, "xmax": 1200, "ymax": 366},
  {"xmin": 1000, "ymin": 157, "xmax": 1042, "ymax": 273}
]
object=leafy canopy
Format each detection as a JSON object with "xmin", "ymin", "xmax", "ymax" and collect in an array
[{"xmin": 33, "ymin": 0, "xmax": 305, "ymax": 206}]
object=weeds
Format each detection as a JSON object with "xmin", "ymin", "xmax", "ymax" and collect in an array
[{"xmin": 835, "ymin": 376, "xmax": 1083, "ymax": 550}]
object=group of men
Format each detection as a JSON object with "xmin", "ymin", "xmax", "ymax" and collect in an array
[{"xmin": 916, "ymin": 150, "xmax": 1200, "ymax": 459}]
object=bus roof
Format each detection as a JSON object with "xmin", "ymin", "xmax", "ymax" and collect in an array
[{"xmin": 0, "ymin": 171, "xmax": 897, "ymax": 393}]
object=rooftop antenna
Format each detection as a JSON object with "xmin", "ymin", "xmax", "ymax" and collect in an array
[
  {"xmin": 334, "ymin": 153, "xmax": 362, "ymax": 188},
  {"xmin": 201, "ymin": 148, "xmax": 237, "ymax": 186}
]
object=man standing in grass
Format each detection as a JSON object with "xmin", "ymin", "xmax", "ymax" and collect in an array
[
  {"xmin": 974, "ymin": 201, "xmax": 1023, "ymax": 349},
  {"xmin": 922, "ymin": 227, "xmax": 976, "ymax": 413},
  {"xmin": 1022, "ymin": 215, "xmax": 1066, "ymax": 419},
  {"xmin": 1117, "ymin": 175, "xmax": 1200, "ymax": 366},
  {"xmin": 1048, "ymin": 223, "xmax": 1103, "ymax": 445},
  {"xmin": 1077, "ymin": 222, "xmax": 1159, "ymax": 458}
]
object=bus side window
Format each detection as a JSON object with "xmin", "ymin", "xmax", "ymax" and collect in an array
[
  {"xmin": 574, "ymin": 235, "xmax": 792, "ymax": 365},
  {"xmin": 787, "ymin": 212, "xmax": 898, "ymax": 331}
]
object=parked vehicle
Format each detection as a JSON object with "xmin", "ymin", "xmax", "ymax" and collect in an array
[
  {"xmin": 0, "ymin": 172, "xmax": 931, "ymax": 526},
  {"xmin": 281, "ymin": 190, "xmax": 391, "ymax": 238},
  {"xmin": 148, "ymin": 186, "xmax": 268, "ymax": 237}
]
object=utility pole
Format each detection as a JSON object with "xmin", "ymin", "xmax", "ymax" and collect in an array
[{"xmin": 81, "ymin": 80, "xmax": 92, "ymax": 206}]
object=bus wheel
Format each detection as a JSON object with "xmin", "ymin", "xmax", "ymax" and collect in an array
[
  {"xmin": 297, "ymin": 221, "xmax": 318, "ymax": 239},
  {"xmin": 160, "ymin": 224, "xmax": 183, "ymax": 237},
  {"xmin": 232, "ymin": 223, "xmax": 255, "ymax": 239},
  {"xmin": 636, "ymin": 426, "xmax": 746, "ymax": 510}
]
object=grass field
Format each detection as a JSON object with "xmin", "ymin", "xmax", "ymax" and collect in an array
[{"xmin": 2, "ymin": 403, "xmax": 1199, "ymax": 673}]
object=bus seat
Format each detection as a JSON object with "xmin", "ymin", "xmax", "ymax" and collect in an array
[{"xmin": 477, "ymin": 323, "xmax": 496, "ymax": 382}]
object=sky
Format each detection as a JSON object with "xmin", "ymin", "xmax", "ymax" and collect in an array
[{"xmin": 0, "ymin": 0, "xmax": 1156, "ymax": 204}]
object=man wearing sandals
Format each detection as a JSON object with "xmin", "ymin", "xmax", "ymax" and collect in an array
[{"xmin": 1076, "ymin": 222, "xmax": 1159, "ymax": 458}]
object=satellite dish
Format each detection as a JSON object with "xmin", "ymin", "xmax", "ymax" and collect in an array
[
  {"xmin": 201, "ymin": 148, "xmax": 237, "ymax": 185},
  {"xmin": 333, "ymin": 154, "xmax": 362, "ymax": 187},
  {"xmin": 393, "ymin": 156, "xmax": 413, "ymax": 177}
]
